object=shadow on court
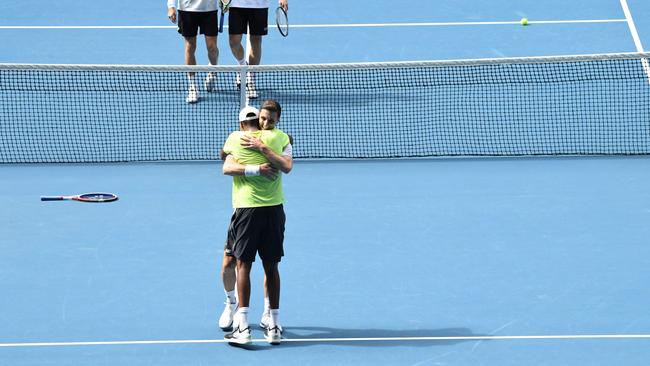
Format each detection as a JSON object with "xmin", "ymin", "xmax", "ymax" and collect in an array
[{"xmin": 277, "ymin": 326, "xmax": 484, "ymax": 348}]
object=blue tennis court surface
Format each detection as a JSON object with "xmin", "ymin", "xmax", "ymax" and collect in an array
[{"xmin": 2, "ymin": 0, "xmax": 650, "ymax": 364}]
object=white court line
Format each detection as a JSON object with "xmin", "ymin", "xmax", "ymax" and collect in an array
[
  {"xmin": 619, "ymin": 0, "xmax": 650, "ymax": 83},
  {"xmin": 1, "ymin": 334, "xmax": 649, "ymax": 348},
  {"xmin": 620, "ymin": 0, "xmax": 645, "ymax": 51},
  {"xmin": 0, "ymin": 19, "xmax": 627, "ymax": 30}
]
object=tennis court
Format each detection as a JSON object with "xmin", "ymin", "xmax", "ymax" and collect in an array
[{"xmin": 1, "ymin": 1, "xmax": 650, "ymax": 365}]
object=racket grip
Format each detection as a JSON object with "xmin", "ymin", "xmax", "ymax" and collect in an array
[
  {"xmin": 219, "ymin": 14, "xmax": 224, "ymax": 33},
  {"xmin": 41, "ymin": 196, "xmax": 63, "ymax": 201}
]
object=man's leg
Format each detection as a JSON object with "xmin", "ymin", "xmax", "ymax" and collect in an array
[
  {"xmin": 184, "ymin": 36, "xmax": 199, "ymax": 103},
  {"xmin": 204, "ymin": 35, "xmax": 218, "ymax": 92},
  {"xmin": 218, "ymin": 253, "xmax": 237, "ymax": 330},
  {"xmin": 225, "ymin": 259, "xmax": 253, "ymax": 345},
  {"xmin": 229, "ymin": 34, "xmax": 245, "ymax": 64},
  {"xmin": 248, "ymin": 35, "xmax": 263, "ymax": 65},
  {"xmin": 236, "ymin": 260, "xmax": 252, "ymax": 308},
  {"xmin": 262, "ymin": 260, "xmax": 281, "ymax": 344}
]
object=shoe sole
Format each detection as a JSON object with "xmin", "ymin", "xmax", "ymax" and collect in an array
[
  {"xmin": 264, "ymin": 332, "xmax": 281, "ymax": 345},
  {"xmin": 267, "ymin": 337, "xmax": 281, "ymax": 345},
  {"xmin": 227, "ymin": 338, "xmax": 252, "ymax": 346}
]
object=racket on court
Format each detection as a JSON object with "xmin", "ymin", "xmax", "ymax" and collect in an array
[
  {"xmin": 275, "ymin": 6, "xmax": 289, "ymax": 37},
  {"xmin": 41, "ymin": 193, "xmax": 118, "ymax": 203},
  {"xmin": 219, "ymin": 0, "xmax": 232, "ymax": 33}
]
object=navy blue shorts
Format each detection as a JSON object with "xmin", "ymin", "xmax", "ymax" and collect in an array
[
  {"xmin": 225, "ymin": 204, "xmax": 285, "ymax": 262},
  {"xmin": 177, "ymin": 10, "xmax": 219, "ymax": 37},
  {"xmin": 228, "ymin": 7, "xmax": 268, "ymax": 35}
]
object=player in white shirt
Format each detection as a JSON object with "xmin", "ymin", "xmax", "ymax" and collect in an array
[
  {"xmin": 167, "ymin": 0, "xmax": 221, "ymax": 103},
  {"xmin": 224, "ymin": 0, "xmax": 289, "ymax": 98}
]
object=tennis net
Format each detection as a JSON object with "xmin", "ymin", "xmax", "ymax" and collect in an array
[{"xmin": 1, "ymin": 52, "xmax": 650, "ymax": 163}]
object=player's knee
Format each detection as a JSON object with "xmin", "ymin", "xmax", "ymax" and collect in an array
[
  {"xmin": 222, "ymin": 255, "xmax": 236, "ymax": 269},
  {"xmin": 184, "ymin": 39, "xmax": 197, "ymax": 52},
  {"xmin": 262, "ymin": 260, "xmax": 279, "ymax": 275},
  {"xmin": 229, "ymin": 36, "xmax": 242, "ymax": 49},
  {"xmin": 205, "ymin": 38, "xmax": 218, "ymax": 53}
]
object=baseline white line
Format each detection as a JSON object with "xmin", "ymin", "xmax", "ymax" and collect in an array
[
  {"xmin": 1, "ymin": 334, "xmax": 649, "ymax": 348},
  {"xmin": 293, "ymin": 19, "xmax": 627, "ymax": 28},
  {"xmin": 0, "ymin": 19, "xmax": 627, "ymax": 30}
]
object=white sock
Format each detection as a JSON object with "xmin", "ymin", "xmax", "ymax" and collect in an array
[
  {"xmin": 269, "ymin": 309, "xmax": 280, "ymax": 328},
  {"xmin": 187, "ymin": 74, "xmax": 197, "ymax": 89},
  {"xmin": 226, "ymin": 290, "xmax": 237, "ymax": 304},
  {"xmin": 235, "ymin": 307, "xmax": 249, "ymax": 329},
  {"xmin": 263, "ymin": 297, "xmax": 270, "ymax": 314},
  {"xmin": 237, "ymin": 58, "xmax": 247, "ymax": 66}
]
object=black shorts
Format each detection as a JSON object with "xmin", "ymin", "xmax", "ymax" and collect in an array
[
  {"xmin": 228, "ymin": 7, "xmax": 268, "ymax": 35},
  {"xmin": 177, "ymin": 10, "xmax": 218, "ymax": 37},
  {"xmin": 225, "ymin": 205, "xmax": 285, "ymax": 262}
]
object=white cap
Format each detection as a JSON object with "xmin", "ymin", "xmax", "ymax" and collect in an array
[{"xmin": 239, "ymin": 106, "xmax": 259, "ymax": 122}]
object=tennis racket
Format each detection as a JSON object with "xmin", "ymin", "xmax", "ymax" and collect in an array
[
  {"xmin": 41, "ymin": 193, "xmax": 119, "ymax": 203},
  {"xmin": 275, "ymin": 6, "xmax": 288, "ymax": 37},
  {"xmin": 219, "ymin": 0, "xmax": 232, "ymax": 33}
]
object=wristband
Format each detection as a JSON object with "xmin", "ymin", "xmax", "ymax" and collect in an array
[{"xmin": 244, "ymin": 165, "xmax": 260, "ymax": 176}]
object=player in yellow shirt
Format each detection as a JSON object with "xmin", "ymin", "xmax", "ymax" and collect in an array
[{"xmin": 221, "ymin": 100, "xmax": 292, "ymax": 345}]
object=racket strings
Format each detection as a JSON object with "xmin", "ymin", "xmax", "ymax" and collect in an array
[{"xmin": 276, "ymin": 7, "xmax": 289, "ymax": 36}]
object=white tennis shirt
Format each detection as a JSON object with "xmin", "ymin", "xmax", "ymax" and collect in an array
[
  {"xmin": 230, "ymin": 0, "xmax": 270, "ymax": 9},
  {"xmin": 167, "ymin": 0, "xmax": 218, "ymax": 11}
]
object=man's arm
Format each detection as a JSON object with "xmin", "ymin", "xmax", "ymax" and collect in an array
[
  {"xmin": 167, "ymin": 0, "xmax": 177, "ymax": 23},
  {"xmin": 222, "ymin": 155, "xmax": 279, "ymax": 180},
  {"xmin": 240, "ymin": 135, "xmax": 293, "ymax": 174}
]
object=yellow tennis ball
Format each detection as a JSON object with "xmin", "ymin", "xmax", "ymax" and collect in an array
[{"xmin": 520, "ymin": 18, "xmax": 529, "ymax": 26}]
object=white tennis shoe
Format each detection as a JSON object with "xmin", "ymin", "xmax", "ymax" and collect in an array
[
  {"xmin": 264, "ymin": 325, "xmax": 282, "ymax": 345},
  {"xmin": 186, "ymin": 85, "xmax": 198, "ymax": 103},
  {"xmin": 219, "ymin": 301, "xmax": 238, "ymax": 331},
  {"xmin": 235, "ymin": 72, "xmax": 258, "ymax": 99},
  {"xmin": 225, "ymin": 325, "xmax": 252, "ymax": 345},
  {"xmin": 259, "ymin": 312, "xmax": 283, "ymax": 333},
  {"xmin": 204, "ymin": 72, "xmax": 216, "ymax": 92}
]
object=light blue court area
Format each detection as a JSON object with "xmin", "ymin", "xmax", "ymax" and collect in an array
[
  {"xmin": 1, "ymin": 158, "xmax": 649, "ymax": 365},
  {"xmin": 2, "ymin": 0, "xmax": 650, "ymax": 364},
  {"xmin": 1, "ymin": 0, "xmax": 650, "ymax": 64}
]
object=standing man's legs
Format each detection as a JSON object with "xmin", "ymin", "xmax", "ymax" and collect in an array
[
  {"xmin": 183, "ymin": 36, "xmax": 199, "ymax": 103},
  {"xmin": 262, "ymin": 261, "xmax": 280, "ymax": 309},
  {"xmin": 229, "ymin": 34, "xmax": 246, "ymax": 64},
  {"xmin": 205, "ymin": 36, "xmax": 218, "ymax": 66},
  {"xmin": 236, "ymin": 260, "xmax": 253, "ymax": 309},
  {"xmin": 204, "ymin": 35, "xmax": 218, "ymax": 92},
  {"xmin": 219, "ymin": 253, "xmax": 238, "ymax": 330},
  {"xmin": 224, "ymin": 258, "xmax": 253, "ymax": 345},
  {"xmin": 228, "ymin": 34, "xmax": 262, "ymax": 65},
  {"xmin": 248, "ymin": 35, "xmax": 263, "ymax": 66},
  {"xmin": 184, "ymin": 36, "xmax": 198, "ymax": 66}
]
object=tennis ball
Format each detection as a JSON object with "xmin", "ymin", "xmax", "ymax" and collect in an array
[{"xmin": 520, "ymin": 18, "xmax": 529, "ymax": 26}]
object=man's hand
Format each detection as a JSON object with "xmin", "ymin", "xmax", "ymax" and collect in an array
[
  {"xmin": 168, "ymin": 7, "xmax": 177, "ymax": 24},
  {"xmin": 279, "ymin": 0, "xmax": 288, "ymax": 12},
  {"xmin": 241, "ymin": 135, "xmax": 265, "ymax": 151},
  {"xmin": 260, "ymin": 163, "xmax": 279, "ymax": 180},
  {"xmin": 220, "ymin": 0, "xmax": 231, "ymax": 13}
]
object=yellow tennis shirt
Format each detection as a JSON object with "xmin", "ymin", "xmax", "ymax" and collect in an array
[{"xmin": 223, "ymin": 128, "xmax": 290, "ymax": 208}]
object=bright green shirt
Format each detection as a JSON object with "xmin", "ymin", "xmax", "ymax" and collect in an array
[{"xmin": 223, "ymin": 128, "xmax": 290, "ymax": 208}]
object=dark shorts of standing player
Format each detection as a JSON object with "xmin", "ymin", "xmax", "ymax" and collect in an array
[
  {"xmin": 225, "ymin": 204, "xmax": 285, "ymax": 262},
  {"xmin": 228, "ymin": 7, "xmax": 268, "ymax": 35},
  {"xmin": 177, "ymin": 10, "xmax": 219, "ymax": 37}
]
